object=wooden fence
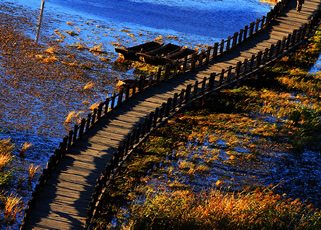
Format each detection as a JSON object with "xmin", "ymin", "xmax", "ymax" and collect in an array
[{"xmin": 21, "ymin": 0, "xmax": 309, "ymax": 228}]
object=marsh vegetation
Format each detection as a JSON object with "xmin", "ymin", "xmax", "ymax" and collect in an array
[{"xmin": 92, "ymin": 28, "xmax": 321, "ymax": 229}]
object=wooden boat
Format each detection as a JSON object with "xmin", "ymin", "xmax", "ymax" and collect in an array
[
  {"xmin": 137, "ymin": 43, "xmax": 182, "ymax": 65},
  {"xmin": 115, "ymin": 41, "xmax": 163, "ymax": 61},
  {"xmin": 159, "ymin": 48, "xmax": 197, "ymax": 64}
]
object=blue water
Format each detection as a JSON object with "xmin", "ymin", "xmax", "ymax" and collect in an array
[{"xmin": 47, "ymin": 0, "xmax": 272, "ymax": 39}]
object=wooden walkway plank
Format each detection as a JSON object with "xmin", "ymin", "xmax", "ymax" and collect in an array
[{"xmin": 24, "ymin": 0, "xmax": 321, "ymax": 229}]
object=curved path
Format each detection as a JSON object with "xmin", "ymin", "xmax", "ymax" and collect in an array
[{"xmin": 24, "ymin": 0, "xmax": 321, "ymax": 229}]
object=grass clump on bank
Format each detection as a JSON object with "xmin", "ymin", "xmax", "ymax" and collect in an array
[
  {"xmin": 0, "ymin": 139, "xmax": 22, "ymax": 226},
  {"xmin": 126, "ymin": 186, "xmax": 320, "ymax": 230}
]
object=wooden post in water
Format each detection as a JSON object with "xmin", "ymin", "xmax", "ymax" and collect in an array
[{"xmin": 35, "ymin": 0, "xmax": 46, "ymax": 44}]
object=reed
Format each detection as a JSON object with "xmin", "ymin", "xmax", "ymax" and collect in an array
[
  {"xmin": 3, "ymin": 193, "xmax": 22, "ymax": 222},
  {"xmin": 28, "ymin": 164, "xmax": 40, "ymax": 181}
]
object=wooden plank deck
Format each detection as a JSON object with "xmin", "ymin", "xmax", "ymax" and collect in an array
[{"xmin": 24, "ymin": 0, "xmax": 321, "ymax": 229}]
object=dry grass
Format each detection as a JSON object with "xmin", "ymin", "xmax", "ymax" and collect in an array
[
  {"xmin": 84, "ymin": 81, "xmax": 95, "ymax": 91},
  {"xmin": 65, "ymin": 111, "xmax": 81, "ymax": 123},
  {"xmin": 3, "ymin": 194, "xmax": 22, "ymax": 221},
  {"xmin": 124, "ymin": 185, "xmax": 321, "ymax": 230},
  {"xmin": 19, "ymin": 142, "xmax": 33, "ymax": 157},
  {"xmin": 27, "ymin": 164, "xmax": 40, "ymax": 181}
]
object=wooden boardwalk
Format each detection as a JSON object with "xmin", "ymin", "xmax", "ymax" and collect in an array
[{"xmin": 24, "ymin": 0, "xmax": 321, "ymax": 229}]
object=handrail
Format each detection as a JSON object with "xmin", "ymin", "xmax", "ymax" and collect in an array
[
  {"xmin": 84, "ymin": 9, "xmax": 321, "ymax": 230},
  {"xmin": 19, "ymin": 0, "xmax": 301, "ymax": 228}
]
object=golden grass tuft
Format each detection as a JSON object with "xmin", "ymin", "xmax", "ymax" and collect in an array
[
  {"xmin": 0, "ymin": 154, "xmax": 11, "ymax": 171},
  {"xmin": 65, "ymin": 111, "xmax": 81, "ymax": 123},
  {"xmin": 84, "ymin": 81, "xmax": 95, "ymax": 91},
  {"xmin": 28, "ymin": 164, "xmax": 40, "ymax": 181},
  {"xmin": 90, "ymin": 102, "xmax": 100, "ymax": 111},
  {"xmin": 19, "ymin": 142, "xmax": 33, "ymax": 156},
  {"xmin": 42, "ymin": 56, "xmax": 58, "ymax": 64},
  {"xmin": 66, "ymin": 21, "xmax": 74, "ymax": 26},
  {"xmin": 4, "ymin": 194, "xmax": 21, "ymax": 220},
  {"xmin": 89, "ymin": 43, "xmax": 103, "ymax": 53},
  {"xmin": 155, "ymin": 36, "xmax": 163, "ymax": 42},
  {"xmin": 44, "ymin": 47, "xmax": 56, "ymax": 54}
]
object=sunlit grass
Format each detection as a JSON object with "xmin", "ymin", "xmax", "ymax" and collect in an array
[
  {"xmin": 3, "ymin": 193, "xmax": 22, "ymax": 222},
  {"xmin": 28, "ymin": 164, "xmax": 40, "ymax": 181},
  {"xmin": 121, "ymin": 185, "xmax": 321, "ymax": 230}
]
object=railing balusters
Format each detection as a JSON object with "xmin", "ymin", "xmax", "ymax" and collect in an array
[
  {"xmin": 219, "ymin": 69, "xmax": 224, "ymax": 86},
  {"xmin": 220, "ymin": 39, "xmax": 224, "ymax": 54},
  {"xmin": 227, "ymin": 66, "xmax": 232, "ymax": 83},
  {"xmin": 212, "ymin": 42, "xmax": 219, "ymax": 61},
  {"xmin": 208, "ymin": 73, "xmax": 215, "ymax": 91}
]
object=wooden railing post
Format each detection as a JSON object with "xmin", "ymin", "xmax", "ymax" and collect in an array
[
  {"xmin": 226, "ymin": 66, "xmax": 232, "ymax": 83},
  {"xmin": 201, "ymin": 77, "xmax": 207, "ymax": 95},
  {"xmin": 235, "ymin": 61, "xmax": 241, "ymax": 80},
  {"xmin": 198, "ymin": 50, "xmax": 205, "ymax": 66},
  {"xmin": 291, "ymin": 29, "xmax": 297, "ymax": 46},
  {"xmin": 164, "ymin": 64, "xmax": 171, "ymax": 79},
  {"xmin": 244, "ymin": 25, "xmax": 248, "ymax": 40},
  {"xmin": 286, "ymin": 33, "xmax": 291, "ymax": 50},
  {"xmin": 92, "ymin": 108, "xmax": 97, "ymax": 126},
  {"xmin": 73, "ymin": 124, "xmax": 78, "ymax": 143},
  {"xmin": 205, "ymin": 48, "xmax": 211, "ymax": 64},
  {"xmin": 239, "ymin": 29, "xmax": 244, "ymax": 44},
  {"xmin": 220, "ymin": 39, "xmax": 224, "ymax": 54},
  {"xmin": 261, "ymin": 15, "xmax": 266, "ymax": 29},
  {"xmin": 97, "ymin": 103, "xmax": 103, "ymax": 120},
  {"xmin": 182, "ymin": 56, "xmax": 187, "ymax": 74},
  {"xmin": 208, "ymin": 73, "xmax": 215, "ymax": 91},
  {"xmin": 255, "ymin": 51, "xmax": 262, "ymax": 69},
  {"xmin": 269, "ymin": 44, "xmax": 275, "ymax": 60},
  {"xmin": 212, "ymin": 42, "xmax": 218, "ymax": 61},
  {"xmin": 118, "ymin": 88, "xmax": 124, "ymax": 106},
  {"xmin": 179, "ymin": 89, "xmax": 185, "ymax": 106},
  {"xmin": 125, "ymin": 85, "xmax": 130, "ymax": 101},
  {"xmin": 262, "ymin": 48, "xmax": 269, "ymax": 64},
  {"xmin": 139, "ymin": 74, "xmax": 145, "ymax": 92},
  {"xmin": 266, "ymin": 12, "xmax": 271, "ymax": 25},
  {"xmin": 153, "ymin": 108, "xmax": 159, "ymax": 128},
  {"xmin": 157, "ymin": 66, "xmax": 162, "ymax": 82},
  {"xmin": 185, "ymin": 85, "xmax": 192, "ymax": 103},
  {"xmin": 280, "ymin": 36, "xmax": 286, "ymax": 53},
  {"xmin": 86, "ymin": 113, "xmax": 91, "ymax": 133},
  {"xmin": 232, "ymin": 32, "xmax": 238, "ymax": 48},
  {"xmin": 191, "ymin": 53, "xmax": 197, "ymax": 71},
  {"xmin": 172, "ymin": 93, "xmax": 178, "ymax": 112},
  {"xmin": 249, "ymin": 22, "xmax": 255, "ymax": 37},
  {"xmin": 111, "ymin": 92, "xmax": 116, "ymax": 110},
  {"xmin": 255, "ymin": 18, "xmax": 260, "ymax": 33},
  {"xmin": 193, "ymin": 80, "xmax": 198, "ymax": 98},
  {"xmin": 79, "ymin": 118, "xmax": 86, "ymax": 139},
  {"xmin": 226, "ymin": 36, "xmax": 231, "ymax": 52},
  {"xmin": 165, "ymin": 98, "xmax": 172, "ymax": 117},
  {"xmin": 249, "ymin": 54, "xmax": 255, "ymax": 71},
  {"xmin": 301, "ymin": 23, "xmax": 308, "ymax": 41},
  {"xmin": 242, "ymin": 59, "xmax": 248, "ymax": 77},
  {"xmin": 274, "ymin": 40, "xmax": 281, "ymax": 57},
  {"xmin": 219, "ymin": 69, "xmax": 224, "ymax": 85}
]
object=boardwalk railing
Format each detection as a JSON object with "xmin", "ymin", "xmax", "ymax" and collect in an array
[
  {"xmin": 19, "ymin": 0, "xmax": 298, "ymax": 228},
  {"xmin": 84, "ymin": 8, "xmax": 321, "ymax": 230}
]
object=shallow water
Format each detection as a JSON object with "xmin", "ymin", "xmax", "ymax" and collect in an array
[{"xmin": 10, "ymin": 0, "xmax": 273, "ymax": 50}]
